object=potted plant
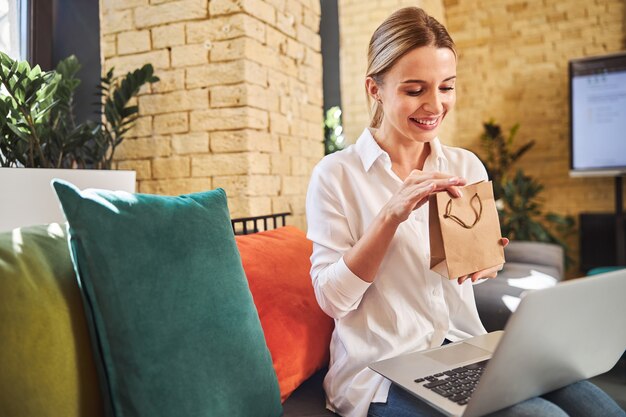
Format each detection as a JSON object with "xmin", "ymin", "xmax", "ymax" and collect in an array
[
  {"xmin": 323, "ymin": 106, "xmax": 345, "ymax": 155},
  {"xmin": 0, "ymin": 52, "xmax": 159, "ymax": 231},
  {"xmin": 478, "ymin": 120, "xmax": 575, "ymax": 268}
]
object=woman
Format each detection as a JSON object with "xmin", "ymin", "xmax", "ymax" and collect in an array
[{"xmin": 305, "ymin": 7, "xmax": 625, "ymax": 417}]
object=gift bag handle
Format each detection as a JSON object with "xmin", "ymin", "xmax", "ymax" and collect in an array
[{"xmin": 444, "ymin": 193, "xmax": 483, "ymax": 229}]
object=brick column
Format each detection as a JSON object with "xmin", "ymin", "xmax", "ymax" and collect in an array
[{"xmin": 100, "ymin": 0, "xmax": 324, "ymax": 229}]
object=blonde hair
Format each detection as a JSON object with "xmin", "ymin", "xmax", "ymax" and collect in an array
[{"xmin": 366, "ymin": 7, "xmax": 456, "ymax": 128}]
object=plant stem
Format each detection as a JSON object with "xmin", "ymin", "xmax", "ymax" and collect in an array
[{"xmin": 23, "ymin": 112, "xmax": 47, "ymax": 168}]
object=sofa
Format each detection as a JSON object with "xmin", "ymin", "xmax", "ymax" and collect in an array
[
  {"xmin": 0, "ymin": 183, "xmax": 563, "ymax": 417},
  {"xmin": 0, "ymin": 182, "xmax": 337, "ymax": 417}
]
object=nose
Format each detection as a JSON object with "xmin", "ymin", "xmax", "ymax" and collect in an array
[{"xmin": 423, "ymin": 89, "xmax": 444, "ymax": 114}]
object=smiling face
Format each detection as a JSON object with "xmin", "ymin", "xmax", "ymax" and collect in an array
[{"xmin": 366, "ymin": 46, "xmax": 457, "ymax": 145}]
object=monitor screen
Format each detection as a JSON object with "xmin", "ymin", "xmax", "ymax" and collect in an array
[{"xmin": 569, "ymin": 52, "xmax": 626, "ymax": 177}]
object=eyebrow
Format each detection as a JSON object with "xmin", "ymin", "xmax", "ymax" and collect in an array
[{"xmin": 400, "ymin": 76, "xmax": 456, "ymax": 84}]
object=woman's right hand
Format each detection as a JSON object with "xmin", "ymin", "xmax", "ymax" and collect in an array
[
  {"xmin": 383, "ymin": 170, "xmax": 467, "ymax": 225},
  {"xmin": 344, "ymin": 170, "xmax": 466, "ymax": 283}
]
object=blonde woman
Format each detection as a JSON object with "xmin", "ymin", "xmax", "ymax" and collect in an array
[{"xmin": 306, "ymin": 7, "xmax": 625, "ymax": 417}]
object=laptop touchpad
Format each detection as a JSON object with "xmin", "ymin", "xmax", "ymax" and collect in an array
[{"xmin": 424, "ymin": 343, "xmax": 491, "ymax": 366}]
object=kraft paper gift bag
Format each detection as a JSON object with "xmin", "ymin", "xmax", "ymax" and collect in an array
[{"xmin": 429, "ymin": 181, "xmax": 505, "ymax": 279}]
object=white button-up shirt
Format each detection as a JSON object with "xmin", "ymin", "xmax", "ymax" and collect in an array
[{"xmin": 306, "ymin": 128, "xmax": 488, "ymax": 417}]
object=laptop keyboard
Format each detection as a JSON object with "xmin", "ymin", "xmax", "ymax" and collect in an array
[{"xmin": 414, "ymin": 360, "xmax": 489, "ymax": 406}]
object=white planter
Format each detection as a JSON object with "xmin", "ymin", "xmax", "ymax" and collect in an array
[{"xmin": 0, "ymin": 168, "xmax": 136, "ymax": 232}]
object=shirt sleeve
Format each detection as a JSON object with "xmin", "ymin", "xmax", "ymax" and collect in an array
[
  {"xmin": 305, "ymin": 161, "xmax": 372, "ymax": 319},
  {"xmin": 464, "ymin": 150, "xmax": 489, "ymax": 184},
  {"xmin": 441, "ymin": 145, "xmax": 489, "ymax": 184}
]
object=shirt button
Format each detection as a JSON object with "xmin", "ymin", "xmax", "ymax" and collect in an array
[{"xmin": 432, "ymin": 287, "xmax": 440, "ymax": 297}]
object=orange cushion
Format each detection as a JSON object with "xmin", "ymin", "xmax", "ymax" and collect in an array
[{"xmin": 236, "ymin": 226, "xmax": 334, "ymax": 402}]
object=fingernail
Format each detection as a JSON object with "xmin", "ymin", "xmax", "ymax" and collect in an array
[
  {"xmin": 448, "ymin": 177, "xmax": 458, "ymax": 183},
  {"xmin": 456, "ymin": 189, "xmax": 463, "ymax": 197}
]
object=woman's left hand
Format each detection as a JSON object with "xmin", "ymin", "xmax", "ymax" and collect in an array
[{"xmin": 457, "ymin": 238, "xmax": 510, "ymax": 285}]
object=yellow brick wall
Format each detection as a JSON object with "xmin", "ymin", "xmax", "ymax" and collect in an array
[
  {"xmin": 338, "ymin": 0, "xmax": 455, "ymax": 145},
  {"xmin": 444, "ymin": 0, "xmax": 626, "ymax": 275},
  {"xmin": 100, "ymin": 0, "xmax": 324, "ymax": 230}
]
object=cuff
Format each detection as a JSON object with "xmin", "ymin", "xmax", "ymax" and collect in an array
[{"xmin": 332, "ymin": 257, "xmax": 372, "ymax": 305}]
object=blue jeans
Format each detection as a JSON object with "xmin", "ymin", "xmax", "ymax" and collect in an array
[{"xmin": 367, "ymin": 380, "xmax": 626, "ymax": 417}]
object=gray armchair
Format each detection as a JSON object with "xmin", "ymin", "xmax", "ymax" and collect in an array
[{"xmin": 474, "ymin": 241, "xmax": 565, "ymax": 332}]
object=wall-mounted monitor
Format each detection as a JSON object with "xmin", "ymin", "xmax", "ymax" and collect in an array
[{"xmin": 569, "ymin": 51, "xmax": 626, "ymax": 177}]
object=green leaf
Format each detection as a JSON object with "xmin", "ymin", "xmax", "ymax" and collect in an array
[
  {"xmin": 507, "ymin": 123, "xmax": 519, "ymax": 144},
  {"xmin": 120, "ymin": 105, "xmax": 138, "ymax": 119},
  {"xmin": 6, "ymin": 123, "xmax": 30, "ymax": 141},
  {"xmin": 56, "ymin": 55, "xmax": 81, "ymax": 78},
  {"xmin": 35, "ymin": 98, "xmax": 61, "ymax": 119},
  {"xmin": 510, "ymin": 141, "xmax": 535, "ymax": 162},
  {"xmin": 6, "ymin": 60, "xmax": 19, "ymax": 83},
  {"xmin": 1, "ymin": 54, "xmax": 158, "ymax": 168}
]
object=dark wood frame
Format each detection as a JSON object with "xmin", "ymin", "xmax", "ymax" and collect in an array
[
  {"xmin": 27, "ymin": 0, "xmax": 53, "ymax": 69},
  {"xmin": 231, "ymin": 212, "xmax": 291, "ymax": 235}
]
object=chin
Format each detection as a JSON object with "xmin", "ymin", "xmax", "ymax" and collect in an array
[{"xmin": 408, "ymin": 129, "xmax": 439, "ymax": 143}]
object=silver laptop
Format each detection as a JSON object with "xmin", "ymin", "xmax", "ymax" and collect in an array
[{"xmin": 369, "ymin": 269, "xmax": 626, "ymax": 417}]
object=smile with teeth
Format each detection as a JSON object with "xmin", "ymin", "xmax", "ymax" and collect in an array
[{"xmin": 411, "ymin": 116, "xmax": 440, "ymax": 126}]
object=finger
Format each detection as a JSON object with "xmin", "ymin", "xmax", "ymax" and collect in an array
[
  {"xmin": 472, "ymin": 271, "xmax": 492, "ymax": 282},
  {"xmin": 469, "ymin": 270, "xmax": 485, "ymax": 282},
  {"xmin": 408, "ymin": 177, "xmax": 465, "ymax": 208},
  {"xmin": 405, "ymin": 175, "xmax": 466, "ymax": 201},
  {"xmin": 429, "ymin": 178, "xmax": 465, "ymax": 197},
  {"xmin": 500, "ymin": 237, "xmax": 510, "ymax": 247},
  {"xmin": 407, "ymin": 171, "xmax": 467, "ymax": 186},
  {"xmin": 413, "ymin": 195, "xmax": 431, "ymax": 210},
  {"xmin": 410, "ymin": 182, "xmax": 436, "ymax": 210},
  {"xmin": 446, "ymin": 185, "xmax": 463, "ymax": 198},
  {"xmin": 413, "ymin": 181, "xmax": 436, "ymax": 199},
  {"xmin": 472, "ymin": 265, "xmax": 501, "ymax": 281},
  {"xmin": 457, "ymin": 275, "xmax": 469, "ymax": 285},
  {"xmin": 401, "ymin": 181, "xmax": 432, "ymax": 199}
]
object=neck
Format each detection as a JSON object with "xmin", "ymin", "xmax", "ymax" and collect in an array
[{"xmin": 373, "ymin": 126, "xmax": 432, "ymax": 180}]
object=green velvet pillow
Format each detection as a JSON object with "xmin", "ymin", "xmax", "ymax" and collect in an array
[
  {"xmin": 0, "ymin": 223, "xmax": 103, "ymax": 417},
  {"xmin": 52, "ymin": 180, "xmax": 282, "ymax": 417}
]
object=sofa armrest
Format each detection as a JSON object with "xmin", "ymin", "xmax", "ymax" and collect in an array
[
  {"xmin": 504, "ymin": 241, "xmax": 564, "ymax": 281},
  {"xmin": 476, "ymin": 241, "xmax": 564, "ymax": 331}
]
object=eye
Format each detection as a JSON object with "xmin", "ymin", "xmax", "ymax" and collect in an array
[
  {"xmin": 440, "ymin": 86, "xmax": 455, "ymax": 92},
  {"xmin": 407, "ymin": 90, "xmax": 423, "ymax": 97}
]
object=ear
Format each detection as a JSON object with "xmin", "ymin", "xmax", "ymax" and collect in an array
[{"xmin": 365, "ymin": 77, "xmax": 380, "ymax": 101}]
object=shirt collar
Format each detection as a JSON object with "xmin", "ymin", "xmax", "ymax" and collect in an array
[
  {"xmin": 426, "ymin": 135, "xmax": 448, "ymax": 172},
  {"xmin": 354, "ymin": 128, "xmax": 448, "ymax": 173},
  {"xmin": 355, "ymin": 128, "xmax": 386, "ymax": 172}
]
